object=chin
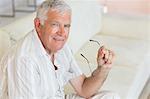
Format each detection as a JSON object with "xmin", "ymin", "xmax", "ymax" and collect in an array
[
  {"xmin": 57, "ymin": 44, "xmax": 64, "ymax": 50},
  {"xmin": 53, "ymin": 44, "xmax": 65, "ymax": 52},
  {"xmin": 50, "ymin": 41, "xmax": 66, "ymax": 52}
]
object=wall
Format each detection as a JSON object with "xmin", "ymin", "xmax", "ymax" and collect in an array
[
  {"xmin": 0, "ymin": 0, "xmax": 44, "ymax": 14},
  {"xmin": 0, "ymin": 0, "xmax": 14, "ymax": 14},
  {"xmin": 99, "ymin": 0, "xmax": 150, "ymax": 16}
]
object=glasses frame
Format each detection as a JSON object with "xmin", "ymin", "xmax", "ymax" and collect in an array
[{"xmin": 80, "ymin": 39, "xmax": 101, "ymax": 74}]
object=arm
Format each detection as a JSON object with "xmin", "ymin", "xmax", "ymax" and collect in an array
[{"xmin": 70, "ymin": 46, "xmax": 114, "ymax": 98}]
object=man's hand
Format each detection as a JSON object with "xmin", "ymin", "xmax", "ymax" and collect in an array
[{"xmin": 92, "ymin": 46, "xmax": 115, "ymax": 78}]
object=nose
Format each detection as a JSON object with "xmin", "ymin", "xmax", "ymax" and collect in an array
[{"xmin": 58, "ymin": 25, "xmax": 66, "ymax": 36}]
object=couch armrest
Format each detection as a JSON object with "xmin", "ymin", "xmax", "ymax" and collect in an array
[{"xmin": 0, "ymin": 29, "xmax": 11, "ymax": 60}]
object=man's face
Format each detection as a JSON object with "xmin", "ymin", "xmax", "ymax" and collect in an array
[{"xmin": 35, "ymin": 10, "xmax": 71, "ymax": 53}]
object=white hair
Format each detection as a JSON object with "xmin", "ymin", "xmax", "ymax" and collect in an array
[{"xmin": 36, "ymin": 0, "xmax": 71, "ymax": 25}]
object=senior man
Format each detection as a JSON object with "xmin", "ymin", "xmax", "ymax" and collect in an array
[{"xmin": 0, "ymin": 0, "xmax": 120, "ymax": 99}]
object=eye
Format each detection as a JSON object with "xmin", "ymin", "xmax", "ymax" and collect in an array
[
  {"xmin": 50, "ymin": 22, "xmax": 59, "ymax": 27},
  {"xmin": 64, "ymin": 24, "xmax": 71, "ymax": 28}
]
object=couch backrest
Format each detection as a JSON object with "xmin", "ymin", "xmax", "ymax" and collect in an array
[
  {"xmin": 66, "ymin": 0, "xmax": 102, "ymax": 53},
  {"xmin": 1, "ymin": 13, "xmax": 36, "ymax": 41},
  {"xmin": 100, "ymin": 14, "xmax": 150, "ymax": 40}
]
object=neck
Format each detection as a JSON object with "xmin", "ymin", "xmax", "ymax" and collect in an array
[
  {"xmin": 51, "ymin": 53, "xmax": 58, "ymax": 70},
  {"xmin": 46, "ymin": 50, "xmax": 54, "ymax": 60}
]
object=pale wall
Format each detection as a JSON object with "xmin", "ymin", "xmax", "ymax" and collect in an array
[{"xmin": 99, "ymin": 0, "xmax": 150, "ymax": 15}]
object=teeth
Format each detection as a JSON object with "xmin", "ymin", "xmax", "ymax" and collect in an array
[{"xmin": 53, "ymin": 36, "xmax": 64, "ymax": 41}]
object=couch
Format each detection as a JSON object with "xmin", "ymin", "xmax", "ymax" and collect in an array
[{"xmin": 0, "ymin": 1, "xmax": 149, "ymax": 99}]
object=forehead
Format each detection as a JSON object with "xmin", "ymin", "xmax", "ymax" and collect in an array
[{"xmin": 46, "ymin": 9, "xmax": 71, "ymax": 21}]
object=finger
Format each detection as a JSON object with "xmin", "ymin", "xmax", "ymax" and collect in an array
[
  {"xmin": 98, "ymin": 47, "xmax": 108, "ymax": 64},
  {"xmin": 104, "ymin": 49, "xmax": 109, "ymax": 62},
  {"xmin": 98, "ymin": 46, "xmax": 105, "ymax": 59},
  {"xmin": 97, "ymin": 58, "xmax": 105, "ymax": 66},
  {"xmin": 106, "ymin": 50, "xmax": 114, "ymax": 64},
  {"xmin": 106, "ymin": 51, "xmax": 112, "ymax": 64}
]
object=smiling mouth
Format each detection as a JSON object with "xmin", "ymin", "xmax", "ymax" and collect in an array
[{"xmin": 53, "ymin": 36, "xmax": 65, "ymax": 41}]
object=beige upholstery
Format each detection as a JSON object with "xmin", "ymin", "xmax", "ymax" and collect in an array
[
  {"xmin": 75, "ymin": 35, "xmax": 150, "ymax": 99},
  {"xmin": 1, "ymin": 13, "xmax": 36, "ymax": 41},
  {"xmin": 100, "ymin": 14, "xmax": 150, "ymax": 40},
  {"xmin": 0, "ymin": 29, "xmax": 11, "ymax": 60}
]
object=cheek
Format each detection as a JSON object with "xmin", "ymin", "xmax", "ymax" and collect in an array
[
  {"xmin": 49, "ymin": 28, "xmax": 57, "ymax": 33},
  {"xmin": 47, "ymin": 34, "xmax": 53, "ymax": 42},
  {"xmin": 49, "ymin": 26, "xmax": 59, "ymax": 33}
]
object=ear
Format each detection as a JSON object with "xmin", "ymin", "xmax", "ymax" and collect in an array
[
  {"xmin": 34, "ymin": 18, "xmax": 41, "ymax": 28},
  {"xmin": 34, "ymin": 18, "xmax": 42, "ymax": 35},
  {"xmin": 34, "ymin": 18, "xmax": 42, "ymax": 36}
]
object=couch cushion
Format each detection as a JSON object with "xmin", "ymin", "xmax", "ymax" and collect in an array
[
  {"xmin": 100, "ymin": 14, "xmax": 150, "ymax": 40},
  {"xmin": 101, "ymin": 66, "xmax": 141, "ymax": 99},
  {"xmin": 74, "ymin": 35, "xmax": 149, "ymax": 98},
  {"xmin": 0, "ymin": 29, "xmax": 11, "ymax": 60},
  {"xmin": 75, "ymin": 35, "xmax": 149, "ymax": 68},
  {"xmin": 65, "ymin": 61, "xmax": 149, "ymax": 98}
]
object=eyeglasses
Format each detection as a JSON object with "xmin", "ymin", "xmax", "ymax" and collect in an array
[
  {"xmin": 89, "ymin": 39, "xmax": 100, "ymax": 46},
  {"xmin": 80, "ymin": 39, "xmax": 101, "ymax": 74}
]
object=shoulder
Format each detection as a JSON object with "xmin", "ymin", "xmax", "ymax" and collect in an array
[{"xmin": 12, "ymin": 31, "xmax": 35, "ymax": 58}]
